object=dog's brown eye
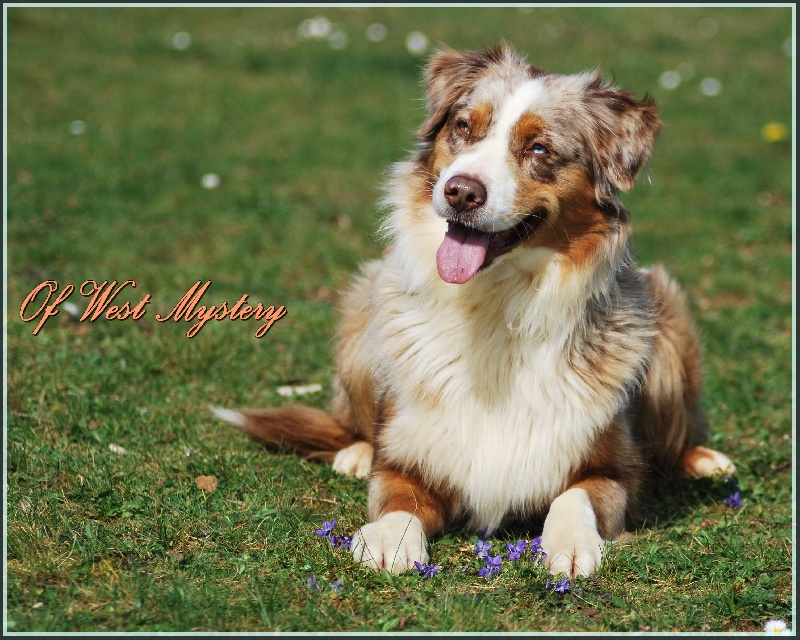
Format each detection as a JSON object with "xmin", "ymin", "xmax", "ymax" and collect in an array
[{"xmin": 455, "ymin": 120, "xmax": 471, "ymax": 139}]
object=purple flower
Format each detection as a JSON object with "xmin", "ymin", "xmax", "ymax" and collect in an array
[
  {"xmin": 478, "ymin": 554, "xmax": 503, "ymax": 579},
  {"xmin": 724, "ymin": 492, "xmax": 743, "ymax": 509},
  {"xmin": 506, "ymin": 540, "xmax": 527, "ymax": 560},
  {"xmin": 529, "ymin": 536, "xmax": 547, "ymax": 560},
  {"xmin": 331, "ymin": 534, "xmax": 353, "ymax": 549},
  {"xmin": 315, "ymin": 520, "xmax": 337, "ymax": 538},
  {"xmin": 307, "ymin": 575, "xmax": 320, "ymax": 590},
  {"xmin": 724, "ymin": 476, "xmax": 739, "ymax": 491},
  {"xmin": 545, "ymin": 578, "xmax": 570, "ymax": 594},
  {"xmin": 413, "ymin": 561, "xmax": 440, "ymax": 578},
  {"xmin": 330, "ymin": 579, "xmax": 343, "ymax": 592},
  {"xmin": 475, "ymin": 539, "xmax": 492, "ymax": 558}
]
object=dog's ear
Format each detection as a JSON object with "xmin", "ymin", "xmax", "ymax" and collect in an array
[
  {"xmin": 419, "ymin": 44, "xmax": 522, "ymax": 138},
  {"xmin": 418, "ymin": 47, "xmax": 485, "ymax": 138},
  {"xmin": 584, "ymin": 76, "xmax": 662, "ymax": 195}
]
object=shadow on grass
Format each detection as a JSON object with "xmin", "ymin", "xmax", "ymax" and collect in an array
[
  {"xmin": 453, "ymin": 470, "xmax": 739, "ymax": 547},
  {"xmin": 632, "ymin": 471, "xmax": 737, "ymax": 531}
]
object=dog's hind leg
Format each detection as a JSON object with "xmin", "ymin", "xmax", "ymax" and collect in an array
[
  {"xmin": 635, "ymin": 265, "xmax": 734, "ymax": 475},
  {"xmin": 332, "ymin": 441, "xmax": 374, "ymax": 478},
  {"xmin": 680, "ymin": 445, "xmax": 736, "ymax": 478},
  {"xmin": 212, "ymin": 261, "xmax": 382, "ymax": 471}
]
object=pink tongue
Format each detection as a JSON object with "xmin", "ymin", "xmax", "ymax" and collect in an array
[{"xmin": 436, "ymin": 223, "xmax": 490, "ymax": 284}]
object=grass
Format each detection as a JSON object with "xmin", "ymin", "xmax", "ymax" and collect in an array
[{"xmin": 4, "ymin": 5, "xmax": 794, "ymax": 634}]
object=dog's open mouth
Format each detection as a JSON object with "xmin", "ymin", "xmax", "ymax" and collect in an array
[{"xmin": 435, "ymin": 212, "xmax": 546, "ymax": 284}]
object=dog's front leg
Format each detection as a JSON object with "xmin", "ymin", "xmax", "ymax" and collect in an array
[
  {"xmin": 541, "ymin": 477, "xmax": 629, "ymax": 577},
  {"xmin": 350, "ymin": 466, "xmax": 450, "ymax": 574}
]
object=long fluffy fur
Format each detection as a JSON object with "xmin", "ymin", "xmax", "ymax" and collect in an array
[{"xmin": 213, "ymin": 44, "xmax": 734, "ymax": 577}]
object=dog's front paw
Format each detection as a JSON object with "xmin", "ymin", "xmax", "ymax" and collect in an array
[
  {"xmin": 350, "ymin": 511, "xmax": 428, "ymax": 574},
  {"xmin": 541, "ymin": 524, "xmax": 604, "ymax": 577},
  {"xmin": 541, "ymin": 488, "xmax": 605, "ymax": 577}
]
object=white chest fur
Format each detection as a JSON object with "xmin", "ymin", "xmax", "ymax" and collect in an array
[{"xmin": 370, "ymin": 248, "xmax": 628, "ymax": 532}]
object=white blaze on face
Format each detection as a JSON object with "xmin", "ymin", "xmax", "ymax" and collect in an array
[{"xmin": 432, "ymin": 78, "xmax": 547, "ymax": 229}]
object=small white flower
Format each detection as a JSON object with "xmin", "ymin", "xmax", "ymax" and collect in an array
[
  {"xmin": 405, "ymin": 31, "xmax": 429, "ymax": 55},
  {"xmin": 366, "ymin": 23, "xmax": 387, "ymax": 42},
  {"xmin": 69, "ymin": 120, "xmax": 87, "ymax": 135},
  {"xmin": 201, "ymin": 173, "xmax": 220, "ymax": 189},
  {"xmin": 62, "ymin": 301, "xmax": 81, "ymax": 318},
  {"xmin": 328, "ymin": 30, "xmax": 348, "ymax": 50},
  {"xmin": 659, "ymin": 70, "xmax": 681, "ymax": 90},
  {"xmin": 763, "ymin": 619, "xmax": 789, "ymax": 634},
  {"xmin": 109, "ymin": 443, "xmax": 127, "ymax": 455},
  {"xmin": 310, "ymin": 17, "xmax": 331, "ymax": 38},
  {"xmin": 298, "ymin": 16, "xmax": 331, "ymax": 40},
  {"xmin": 170, "ymin": 31, "xmax": 192, "ymax": 51},
  {"xmin": 699, "ymin": 77, "xmax": 721, "ymax": 97}
]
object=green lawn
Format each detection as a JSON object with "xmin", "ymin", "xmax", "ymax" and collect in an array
[{"xmin": 4, "ymin": 5, "xmax": 794, "ymax": 633}]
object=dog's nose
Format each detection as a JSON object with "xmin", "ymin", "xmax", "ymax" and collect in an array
[{"xmin": 444, "ymin": 176, "xmax": 487, "ymax": 212}]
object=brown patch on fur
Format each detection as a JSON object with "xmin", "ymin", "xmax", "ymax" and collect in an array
[
  {"xmin": 550, "ymin": 179, "xmax": 612, "ymax": 267},
  {"xmin": 514, "ymin": 165, "xmax": 615, "ymax": 268},
  {"xmin": 567, "ymin": 416, "xmax": 643, "ymax": 538},
  {"xmin": 464, "ymin": 102, "xmax": 494, "ymax": 141},
  {"xmin": 368, "ymin": 466, "xmax": 456, "ymax": 537},
  {"xmin": 571, "ymin": 477, "xmax": 628, "ymax": 540},
  {"xmin": 429, "ymin": 128, "xmax": 456, "ymax": 185},
  {"xmin": 402, "ymin": 164, "xmax": 438, "ymax": 220},
  {"xmin": 635, "ymin": 265, "xmax": 708, "ymax": 473},
  {"xmin": 511, "ymin": 112, "xmax": 546, "ymax": 155}
]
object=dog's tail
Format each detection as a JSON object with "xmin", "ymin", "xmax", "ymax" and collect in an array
[{"xmin": 209, "ymin": 405, "xmax": 355, "ymax": 463}]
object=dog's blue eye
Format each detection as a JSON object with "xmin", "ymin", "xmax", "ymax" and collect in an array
[{"xmin": 532, "ymin": 143, "xmax": 549, "ymax": 155}]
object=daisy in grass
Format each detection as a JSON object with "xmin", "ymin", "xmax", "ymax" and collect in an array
[{"xmin": 763, "ymin": 619, "xmax": 790, "ymax": 634}]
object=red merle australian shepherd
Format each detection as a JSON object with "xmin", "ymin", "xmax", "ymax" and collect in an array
[{"xmin": 212, "ymin": 44, "xmax": 735, "ymax": 578}]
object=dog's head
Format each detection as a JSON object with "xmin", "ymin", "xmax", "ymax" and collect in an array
[{"xmin": 414, "ymin": 44, "xmax": 662, "ymax": 284}]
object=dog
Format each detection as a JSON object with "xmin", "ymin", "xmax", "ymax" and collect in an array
[{"xmin": 212, "ymin": 44, "xmax": 735, "ymax": 578}]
